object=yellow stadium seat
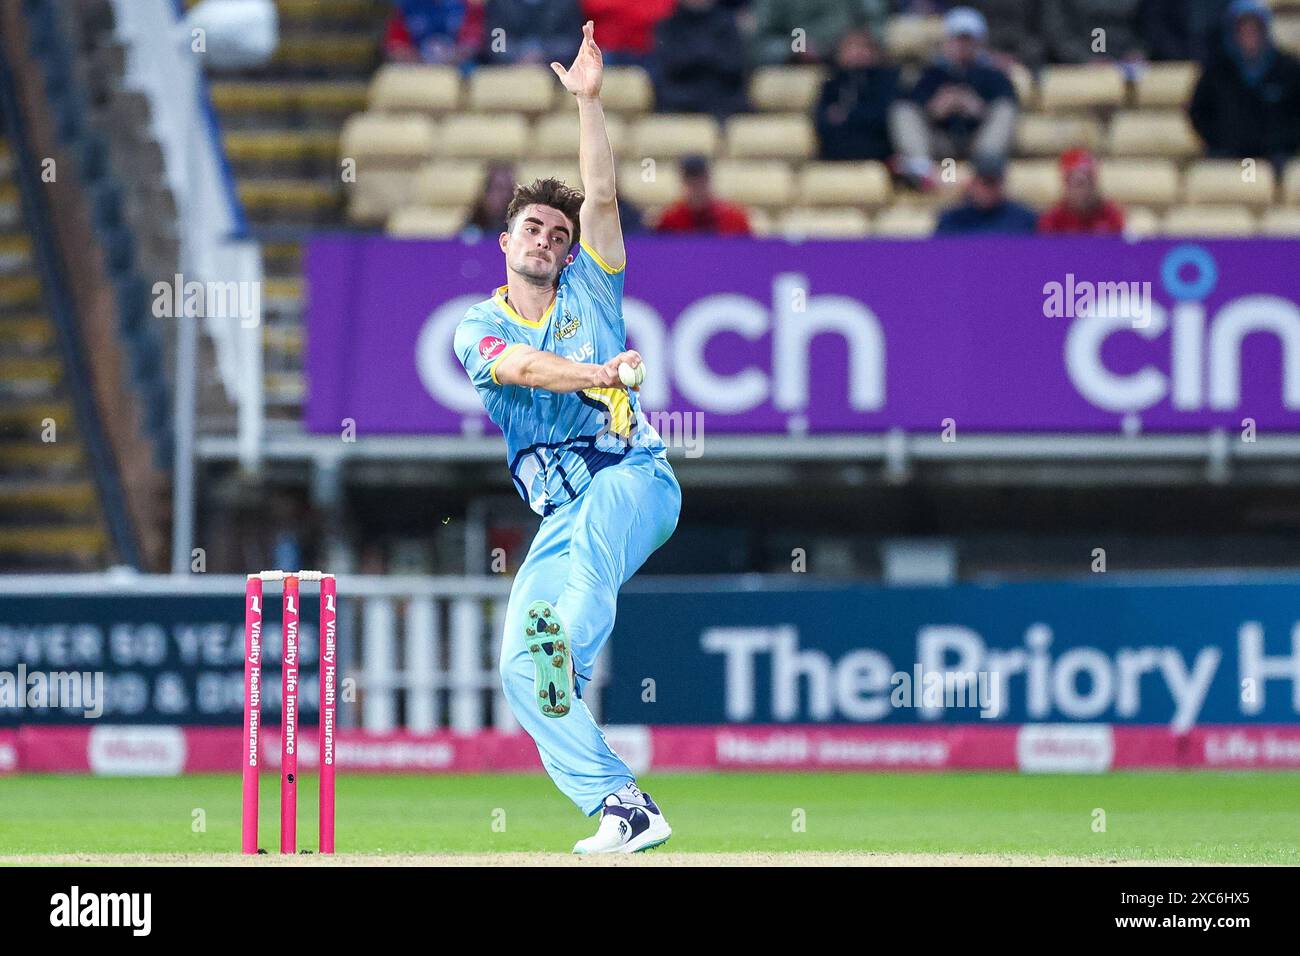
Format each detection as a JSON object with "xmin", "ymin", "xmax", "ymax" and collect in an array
[
  {"xmin": 712, "ymin": 160, "xmax": 795, "ymax": 208},
  {"xmin": 468, "ymin": 66, "xmax": 555, "ymax": 113},
  {"xmin": 872, "ymin": 205, "xmax": 937, "ymax": 237},
  {"xmin": 1275, "ymin": 16, "xmax": 1300, "ymax": 55},
  {"xmin": 339, "ymin": 113, "xmax": 438, "ymax": 164},
  {"xmin": 346, "ymin": 169, "xmax": 415, "ymax": 224},
  {"xmin": 1015, "ymin": 114, "xmax": 1103, "ymax": 155},
  {"xmin": 631, "ymin": 114, "xmax": 721, "ymax": 159},
  {"xmin": 387, "ymin": 207, "xmax": 468, "ymax": 237},
  {"xmin": 778, "ymin": 207, "xmax": 870, "ymax": 239},
  {"xmin": 1182, "ymin": 159, "xmax": 1276, "ymax": 206},
  {"xmin": 1161, "ymin": 205, "xmax": 1257, "ymax": 236},
  {"xmin": 1005, "ymin": 160, "xmax": 1061, "ymax": 209},
  {"xmin": 516, "ymin": 161, "xmax": 582, "ymax": 188},
  {"xmin": 1260, "ymin": 207, "xmax": 1300, "ymax": 235},
  {"xmin": 1282, "ymin": 159, "xmax": 1300, "ymax": 204},
  {"xmin": 1098, "ymin": 159, "xmax": 1181, "ymax": 207},
  {"xmin": 885, "ymin": 16, "xmax": 944, "ymax": 61},
  {"xmin": 1039, "ymin": 65, "xmax": 1126, "ymax": 111},
  {"xmin": 725, "ymin": 114, "xmax": 816, "ymax": 160},
  {"xmin": 617, "ymin": 160, "xmax": 683, "ymax": 208},
  {"xmin": 1107, "ymin": 110, "xmax": 1201, "ymax": 157},
  {"xmin": 440, "ymin": 114, "xmax": 529, "ymax": 159},
  {"xmin": 369, "ymin": 64, "xmax": 461, "ymax": 113},
  {"xmin": 746, "ymin": 207, "xmax": 774, "ymax": 236},
  {"xmin": 797, "ymin": 161, "xmax": 891, "ymax": 207},
  {"xmin": 1133, "ymin": 62, "xmax": 1198, "ymax": 108},
  {"xmin": 1122, "ymin": 206, "xmax": 1160, "ymax": 239},
  {"xmin": 596, "ymin": 66, "xmax": 654, "ymax": 113},
  {"xmin": 749, "ymin": 66, "xmax": 826, "ymax": 112},
  {"xmin": 533, "ymin": 113, "xmax": 629, "ymax": 158},
  {"xmin": 412, "ymin": 162, "xmax": 487, "ymax": 207}
]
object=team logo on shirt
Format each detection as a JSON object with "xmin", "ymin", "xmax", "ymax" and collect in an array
[
  {"xmin": 555, "ymin": 310, "xmax": 581, "ymax": 340},
  {"xmin": 478, "ymin": 336, "xmax": 507, "ymax": 361}
]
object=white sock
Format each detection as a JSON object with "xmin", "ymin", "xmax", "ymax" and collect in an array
[{"xmin": 611, "ymin": 782, "xmax": 647, "ymax": 807}]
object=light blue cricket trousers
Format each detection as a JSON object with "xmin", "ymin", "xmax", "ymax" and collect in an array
[{"xmin": 499, "ymin": 445, "xmax": 681, "ymax": 815}]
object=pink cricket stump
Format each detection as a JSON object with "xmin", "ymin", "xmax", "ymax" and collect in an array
[
  {"xmin": 241, "ymin": 576, "xmax": 264, "ymax": 854},
  {"xmin": 319, "ymin": 574, "xmax": 337, "ymax": 854},
  {"xmin": 280, "ymin": 574, "xmax": 300, "ymax": 854}
]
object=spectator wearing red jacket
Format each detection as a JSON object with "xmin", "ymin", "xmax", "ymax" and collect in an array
[
  {"xmin": 1039, "ymin": 148, "xmax": 1126, "ymax": 234},
  {"xmin": 581, "ymin": 0, "xmax": 674, "ymax": 65},
  {"xmin": 655, "ymin": 155, "xmax": 752, "ymax": 235}
]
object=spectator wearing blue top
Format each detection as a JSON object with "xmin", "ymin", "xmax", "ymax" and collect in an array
[
  {"xmin": 889, "ymin": 7, "xmax": 1018, "ymax": 190},
  {"xmin": 935, "ymin": 155, "xmax": 1038, "ymax": 235}
]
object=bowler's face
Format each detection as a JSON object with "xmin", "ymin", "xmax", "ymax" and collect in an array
[{"xmin": 500, "ymin": 204, "xmax": 575, "ymax": 284}]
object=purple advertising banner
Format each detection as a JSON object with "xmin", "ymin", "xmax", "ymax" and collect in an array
[{"xmin": 305, "ymin": 237, "xmax": 1300, "ymax": 435}]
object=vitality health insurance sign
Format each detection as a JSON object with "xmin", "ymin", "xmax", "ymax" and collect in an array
[{"xmin": 305, "ymin": 237, "xmax": 1300, "ymax": 434}]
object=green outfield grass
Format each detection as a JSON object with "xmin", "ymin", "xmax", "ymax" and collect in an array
[{"xmin": 1, "ymin": 772, "xmax": 1298, "ymax": 863}]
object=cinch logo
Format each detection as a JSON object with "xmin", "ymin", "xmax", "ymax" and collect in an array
[
  {"xmin": 478, "ymin": 336, "xmax": 506, "ymax": 361},
  {"xmin": 50, "ymin": 886, "xmax": 151, "ymax": 936}
]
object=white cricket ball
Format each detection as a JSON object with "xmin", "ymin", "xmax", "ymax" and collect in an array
[{"xmin": 618, "ymin": 362, "xmax": 645, "ymax": 388}]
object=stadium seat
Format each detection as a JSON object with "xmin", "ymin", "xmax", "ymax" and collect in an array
[
  {"xmin": 369, "ymin": 64, "xmax": 461, "ymax": 113},
  {"xmin": 533, "ymin": 112, "xmax": 628, "ymax": 158},
  {"xmin": 387, "ymin": 207, "xmax": 468, "ymax": 237},
  {"xmin": 797, "ymin": 161, "xmax": 891, "ymax": 207},
  {"xmin": 778, "ymin": 207, "xmax": 870, "ymax": 239},
  {"xmin": 1182, "ymin": 159, "xmax": 1276, "ymax": 207},
  {"xmin": 411, "ymin": 161, "xmax": 486, "ymax": 207},
  {"xmin": 1133, "ymin": 62, "xmax": 1198, "ymax": 108},
  {"xmin": 1039, "ymin": 65, "xmax": 1126, "ymax": 111},
  {"xmin": 440, "ymin": 113, "xmax": 529, "ymax": 159},
  {"xmin": 884, "ymin": 16, "xmax": 944, "ymax": 61},
  {"xmin": 1122, "ymin": 206, "xmax": 1160, "ymax": 238},
  {"xmin": 563, "ymin": 66, "xmax": 653, "ymax": 114},
  {"xmin": 1015, "ymin": 114, "xmax": 1103, "ymax": 156},
  {"xmin": 1007, "ymin": 63, "xmax": 1037, "ymax": 110},
  {"xmin": 1098, "ymin": 159, "xmax": 1181, "ymax": 207},
  {"xmin": 1260, "ymin": 207, "xmax": 1300, "ymax": 236},
  {"xmin": 1275, "ymin": 16, "xmax": 1300, "ymax": 56},
  {"xmin": 240, "ymin": 179, "xmax": 339, "ymax": 217},
  {"xmin": 516, "ymin": 161, "xmax": 582, "ymax": 188},
  {"xmin": 711, "ymin": 160, "xmax": 795, "ymax": 208},
  {"xmin": 630, "ymin": 114, "xmax": 721, "ymax": 159},
  {"xmin": 872, "ymin": 205, "xmax": 937, "ymax": 237},
  {"xmin": 339, "ymin": 113, "xmax": 438, "ymax": 163},
  {"xmin": 346, "ymin": 169, "xmax": 415, "ymax": 225},
  {"xmin": 1005, "ymin": 160, "xmax": 1061, "ymax": 208},
  {"xmin": 749, "ymin": 66, "xmax": 826, "ymax": 112},
  {"xmin": 468, "ymin": 66, "xmax": 555, "ymax": 113},
  {"xmin": 1161, "ymin": 205, "xmax": 1257, "ymax": 236},
  {"xmin": 275, "ymin": 34, "xmax": 378, "ymax": 74},
  {"xmin": 1107, "ymin": 110, "xmax": 1201, "ymax": 158},
  {"xmin": 725, "ymin": 114, "xmax": 816, "ymax": 160},
  {"xmin": 1282, "ymin": 159, "xmax": 1300, "ymax": 204},
  {"xmin": 224, "ymin": 130, "xmax": 337, "ymax": 166},
  {"xmin": 746, "ymin": 207, "xmax": 774, "ymax": 236},
  {"xmin": 616, "ymin": 160, "xmax": 682, "ymax": 207}
]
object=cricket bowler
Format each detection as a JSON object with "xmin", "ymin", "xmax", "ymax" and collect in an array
[{"xmin": 453, "ymin": 22, "xmax": 680, "ymax": 853}]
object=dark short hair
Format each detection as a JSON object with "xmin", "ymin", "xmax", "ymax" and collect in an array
[{"xmin": 505, "ymin": 177, "xmax": 584, "ymax": 249}]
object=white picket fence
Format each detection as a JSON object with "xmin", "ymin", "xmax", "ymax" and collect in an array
[{"xmin": 0, "ymin": 574, "xmax": 609, "ymax": 732}]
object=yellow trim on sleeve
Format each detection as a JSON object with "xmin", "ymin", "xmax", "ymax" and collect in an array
[
  {"xmin": 580, "ymin": 238, "xmax": 625, "ymax": 275},
  {"xmin": 489, "ymin": 343, "xmax": 527, "ymax": 385}
]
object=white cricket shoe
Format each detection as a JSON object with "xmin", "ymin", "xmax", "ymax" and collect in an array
[{"xmin": 573, "ymin": 789, "xmax": 671, "ymax": 854}]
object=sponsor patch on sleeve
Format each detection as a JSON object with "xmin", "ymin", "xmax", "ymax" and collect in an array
[{"xmin": 478, "ymin": 336, "xmax": 507, "ymax": 361}]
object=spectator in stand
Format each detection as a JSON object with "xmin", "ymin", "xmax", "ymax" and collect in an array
[
  {"xmin": 935, "ymin": 155, "xmax": 1038, "ymax": 234},
  {"xmin": 654, "ymin": 0, "xmax": 749, "ymax": 119},
  {"xmin": 889, "ymin": 8, "xmax": 1018, "ymax": 189},
  {"xmin": 1041, "ymin": 0, "xmax": 1145, "ymax": 65},
  {"xmin": 1190, "ymin": 0, "xmax": 1300, "ymax": 173},
  {"xmin": 482, "ymin": 0, "xmax": 581, "ymax": 66},
  {"xmin": 1137, "ymin": 0, "xmax": 1231, "ymax": 62},
  {"xmin": 815, "ymin": 29, "xmax": 900, "ymax": 162},
  {"xmin": 655, "ymin": 155, "xmax": 752, "ymax": 234},
  {"xmin": 961, "ymin": 0, "xmax": 1046, "ymax": 69},
  {"xmin": 581, "ymin": 0, "xmax": 675, "ymax": 67},
  {"xmin": 1039, "ymin": 148, "xmax": 1126, "ymax": 234},
  {"xmin": 384, "ymin": 0, "xmax": 480, "ymax": 65},
  {"xmin": 750, "ymin": 0, "xmax": 888, "ymax": 65},
  {"xmin": 465, "ymin": 162, "xmax": 517, "ymax": 233}
]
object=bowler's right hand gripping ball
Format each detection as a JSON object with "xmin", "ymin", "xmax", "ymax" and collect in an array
[{"xmin": 618, "ymin": 361, "xmax": 645, "ymax": 388}]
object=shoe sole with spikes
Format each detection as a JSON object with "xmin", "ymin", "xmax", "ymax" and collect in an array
[{"xmin": 524, "ymin": 600, "xmax": 573, "ymax": 718}]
